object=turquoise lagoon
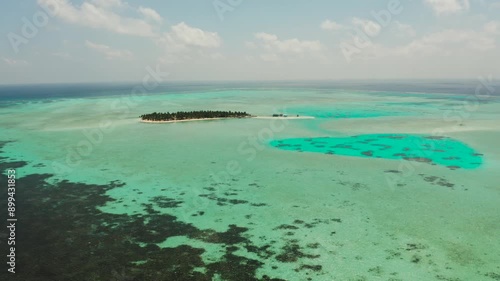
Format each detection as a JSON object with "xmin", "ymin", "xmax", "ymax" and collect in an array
[
  {"xmin": 0, "ymin": 84, "xmax": 499, "ymax": 281},
  {"xmin": 270, "ymin": 134, "xmax": 483, "ymax": 169}
]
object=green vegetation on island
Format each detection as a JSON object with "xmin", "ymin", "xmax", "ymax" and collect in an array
[{"xmin": 140, "ymin": 110, "xmax": 252, "ymax": 121}]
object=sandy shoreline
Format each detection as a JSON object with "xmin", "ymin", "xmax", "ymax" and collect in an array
[
  {"xmin": 251, "ymin": 116, "xmax": 315, "ymax": 120},
  {"xmin": 140, "ymin": 118, "xmax": 227, "ymax": 124},
  {"xmin": 140, "ymin": 116, "xmax": 315, "ymax": 123}
]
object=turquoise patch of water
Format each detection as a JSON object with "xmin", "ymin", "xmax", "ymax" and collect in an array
[
  {"xmin": 270, "ymin": 134, "xmax": 483, "ymax": 169},
  {"xmin": 289, "ymin": 106, "xmax": 410, "ymax": 119}
]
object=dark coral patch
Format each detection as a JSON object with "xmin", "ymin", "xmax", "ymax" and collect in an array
[
  {"xmin": 404, "ymin": 157, "xmax": 433, "ymax": 163},
  {"xmin": 151, "ymin": 196, "xmax": 183, "ymax": 208},
  {"xmin": 296, "ymin": 264, "xmax": 323, "ymax": 272},
  {"xmin": 362, "ymin": 151, "xmax": 374, "ymax": 157},
  {"xmin": 0, "ymin": 142, "xmax": 285, "ymax": 281},
  {"xmin": 384, "ymin": 170, "xmax": 402, "ymax": 174},
  {"xmin": 275, "ymin": 242, "xmax": 319, "ymax": 263},
  {"xmin": 274, "ymin": 224, "xmax": 300, "ymax": 230},
  {"xmin": 420, "ymin": 175, "xmax": 455, "ymax": 188}
]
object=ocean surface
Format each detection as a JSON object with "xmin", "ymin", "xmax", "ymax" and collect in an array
[{"xmin": 0, "ymin": 81, "xmax": 499, "ymax": 281}]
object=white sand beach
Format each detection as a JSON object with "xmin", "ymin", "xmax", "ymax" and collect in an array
[
  {"xmin": 252, "ymin": 116, "xmax": 315, "ymax": 120},
  {"xmin": 140, "ymin": 118, "xmax": 228, "ymax": 123},
  {"xmin": 140, "ymin": 116, "xmax": 315, "ymax": 123}
]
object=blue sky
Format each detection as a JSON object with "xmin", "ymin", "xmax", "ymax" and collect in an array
[{"xmin": 0, "ymin": 0, "xmax": 499, "ymax": 84}]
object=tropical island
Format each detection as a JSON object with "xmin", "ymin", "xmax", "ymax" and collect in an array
[
  {"xmin": 140, "ymin": 110, "xmax": 252, "ymax": 123},
  {"xmin": 140, "ymin": 110, "xmax": 316, "ymax": 123}
]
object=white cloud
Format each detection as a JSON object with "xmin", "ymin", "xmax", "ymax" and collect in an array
[
  {"xmin": 484, "ymin": 21, "xmax": 499, "ymax": 34},
  {"xmin": 340, "ymin": 26, "xmax": 496, "ymax": 62},
  {"xmin": 491, "ymin": 2, "xmax": 500, "ymax": 9},
  {"xmin": 138, "ymin": 6, "xmax": 163, "ymax": 23},
  {"xmin": 254, "ymin": 32, "xmax": 324, "ymax": 54},
  {"xmin": 321, "ymin": 20, "xmax": 344, "ymax": 31},
  {"xmin": 392, "ymin": 29, "xmax": 495, "ymax": 57},
  {"xmin": 394, "ymin": 21, "xmax": 417, "ymax": 37},
  {"xmin": 352, "ymin": 17, "xmax": 381, "ymax": 36},
  {"xmin": 251, "ymin": 33, "xmax": 325, "ymax": 63},
  {"xmin": 414, "ymin": 29, "xmax": 494, "ymax": 51},
  {"xmin": 162, "ymin": 22, "xmax": 221, "ymax": 49},
  {"xmin": 85, "ymin": 40, "xmax": 133, "ymax": 59},
  {"xmin": 424, "ymin": 0, "xmax": 470, "ymax": 15},
  {"xmin": 90, "ymin": 0, "xmax": 124, "ymax": 8},
  {"xmin": 255, "ymin": 33, "xmax": 278, "ymax": 41},
  {"xmin": 157, "ymin": 22, "xmax": 222, "ymax": 63},
  {"xmin": 2, "ymin": 57, "xmax": 28, "ymax": 66},
  {"xmin": 37, "ymin": 0, "xmax": 156, "ymax": 37}
]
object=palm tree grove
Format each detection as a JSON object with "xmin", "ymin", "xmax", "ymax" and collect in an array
[{"xmin": 140, "ymin": 110, "xmax": 252, "ymax": 121}]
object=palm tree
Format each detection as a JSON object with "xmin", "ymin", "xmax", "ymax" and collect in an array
[{"xmin": 140, "ymin": 110, "xmax": 251, "ymax": 121}]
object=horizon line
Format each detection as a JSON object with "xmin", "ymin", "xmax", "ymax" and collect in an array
[{"xmin": 0, "ymin": 78, "xmax": 489, "ymax": 87}]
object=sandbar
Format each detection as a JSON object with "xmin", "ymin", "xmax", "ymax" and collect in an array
[{"xmin": 140, "ymin": 116, "xmax": 315, "ymax": 123}]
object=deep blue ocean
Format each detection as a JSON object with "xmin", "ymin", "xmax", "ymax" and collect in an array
[{"xmin": 0, "ymin": 80, "xmax": 498, "ymax": 101}]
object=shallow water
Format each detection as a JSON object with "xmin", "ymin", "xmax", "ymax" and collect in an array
[
  {"xmin": 0, "ymin": 84, "xmax": 499, "ymax": 281},
  {"xmin": 270, "ymin": 134, "xmax": 483, "ymax": 169}
]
